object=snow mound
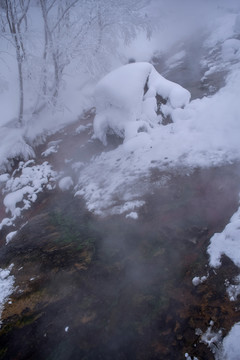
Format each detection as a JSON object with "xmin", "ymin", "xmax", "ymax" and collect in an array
[
  {"xmin": 207, "ymin": 206, "xmax": 240, "ymax": 268},
  {"xmin": 0, "ymin": 127, "xmax": 35, "ymax": 171},
  {"xmin": 220, "ymin": 322, "xmax": 240, "ymax": 360},
  {"xmin": 0, "ymin": 264, "xmax": 15, "ymax": 327},
  {"xmin": 76, "ymin": 66, "xmax": 240, "ymax": 216},
  {"xmin": 0, "ymin": 160, "xmax": 57, "ymax": 230},
  {"xmin": 6, "ymin": 231, "xmax": 17, "ymax": 245},
  {"xmin": 59, "ymin": 176, "xmax": 73, "ymax": 191},
  {"xmin": 93, "ymin": 62, "xmax": 190, "ymax": 144}
]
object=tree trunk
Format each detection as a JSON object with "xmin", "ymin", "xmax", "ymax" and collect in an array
[
  {"xmin": 40, "ymin": 0, "xmax": 60, "ymax": 104},
  {"xmin": 6, "ymin": 0, "xmax": 24, "ymax": 126}
]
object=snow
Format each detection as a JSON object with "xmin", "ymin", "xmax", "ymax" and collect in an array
[
  {"xmin": 207, "ymin": 206, "xmax": 240, "ymax": 269},
  {"xmin": 0, "ymin": 127, "xmax": 35, "ymax": 172},
  {"xmin": 93, "ymin": 62, "xmax": 190, "ymax": 145},
  {"xmin": 0, "ymin": 264, "xmax": 15, "ymax": 327},
  {"xmin": 126, "ymin": 212, "xmax": 138, "ymax": 220},
  {"xmin": 197, "ymin": 321, "xmax": 223, "ymax": 356},
  {"xmin": 0, "ymin": 1, "xmax": 239, "ymax": 358},
  {"xmin": 185, "ymin": 354, "xmax": 198, "ymax": 360},
  {"xmin": 0, "ymin": 174, "xmax": 9, "ymax": 183},
  {"xmin": 42, "ymin": 146, "xmax": 58, "ymax": 157},
  {"xmin": 76, "ymin": 62, "xmax": 240, "ymax": 215},
  {"xmin": 75, "ymin": 124, "xmax": 91, "ymax": 134},
  {"xmin": 196, "ymin": 321, "xmax": 240, "ymax": 360},
  {"xmin": 192, "ymin": 275, "xmax": 208, "ymax": 286},
  {"xmin": 58, "ymin": 176, "xmax": 73, "ymax": 191},
  {"xmin": 166, "ymin": 50, "xmax": 186, "ymax": 69},
  {"xmin": 6, "ymin": 231, "xmax": 17, "ymax": 245},
  {"xmin": 220, "ymin": 322, "xmax": 240, "ymax": 360},
  {"xmin": 0, "ymin": 161, "xmax": 57, "ymax": 230},
  {"xmin": 226, "ymin": 275, "xmax": 240, "ymax": 301},
  {"xmin": 222, "ymin": 39, "xmax": 240, "ymax": 62}
]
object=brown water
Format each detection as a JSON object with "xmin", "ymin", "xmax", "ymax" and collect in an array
[
  {"xmin": 1, "ymin": 153, "xmax": 240, "ymax": 359},
  {"xmin": 0, "ymin": 48, "xmax": 240, "ymax": 358}
]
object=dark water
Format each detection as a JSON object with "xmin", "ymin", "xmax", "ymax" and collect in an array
[
  {"xmin": 153, "ymin": 35, "xmax": 227, "ymax": 100},
  {"xmin": 0, "ymin": 43, "xmax": 239, "ymax": 359},
  {"xmin": 1, "ymin": 163, "xmax": 240, "ymax": 360}
]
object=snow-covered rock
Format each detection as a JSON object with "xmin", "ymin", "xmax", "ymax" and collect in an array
[
  {"xmin": 93, "ymin": 62, "xmax": 190, "ymax": 145},
  {"xmin": 0, "ymin": 161, "xmax": 57, "ymax": 230},
  {"xmin": 0, "ymin": 127, "xmax": 35, "ymax": 172}
]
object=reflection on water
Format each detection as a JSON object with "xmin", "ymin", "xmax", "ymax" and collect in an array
[{"xmin": 1, "ymin": 164, "xmax": 240, "ymax": 359}]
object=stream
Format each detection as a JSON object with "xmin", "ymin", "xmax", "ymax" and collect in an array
[{"xmin": 0, "ymin": 38, "xmax": 240, "ymax": 360}]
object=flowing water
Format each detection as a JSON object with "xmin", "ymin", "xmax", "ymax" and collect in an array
[
  {"xmin": 1, "ymin": 153, "xmax": 240, "ymax": 359},
  {"xmin": 1, "ymin": 40, "xmax": 240, "ymax": 360}
]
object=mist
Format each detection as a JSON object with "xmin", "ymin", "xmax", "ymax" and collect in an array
[{"xmin": 1, "ymin": 0, "xmax": 240, "ymax": 359}]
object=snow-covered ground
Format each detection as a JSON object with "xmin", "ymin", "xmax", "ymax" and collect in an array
[
  {"xmin": 0, "ymin": 264, "xmax": 15, "ymax": 327},
  {"xmin": 0, "ymin": 160, "xmax": 57, "ymax": 231}
]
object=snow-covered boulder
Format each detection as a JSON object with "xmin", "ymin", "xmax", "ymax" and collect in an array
[{"xmin": 93, "ymin": 62, "xmax": 190, "ymax": 144}]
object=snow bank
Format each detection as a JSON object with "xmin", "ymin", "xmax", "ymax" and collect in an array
[
  {"xmin": 0, "ymin": 127, "xmax": 35, "ymax": 172},
  {"xmin": 93, "ymin": 62, "xmax": 190, "ymax": 144},
  {"xmin": 0, "ymin": 160, "xmax": 57, "ymax": 230},
  {"xmin": 196, "ymin": 320, "xmax": 240, "ymax": 360},
  {"xmin": 207, "ymin": 206, "xmax": 240, "ymax": 268},
  {"xmin": 0, "ymin": 264, "xmax": 15, "ymax": 327},
  {"xmin": 220, "ymin": 322, "xmax": 240, "ymax": 360},
  {"xmin": 6, "ymin": 231, "xmax": 17, "ymax": 245},
  {"xmin": 76, "ymin": 65, "xmax": 240, "ymax": 216}
]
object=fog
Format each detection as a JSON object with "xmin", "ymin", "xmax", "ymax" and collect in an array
[{"xmin": 1, "ymin": 0, "xmax": 240, "ymax": 359}]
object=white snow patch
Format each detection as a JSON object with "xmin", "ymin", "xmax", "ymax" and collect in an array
[
  {"xmin": 226, "ymin": 275, "xmax": 240, "ymax": 302},
  {"xmin": 0, "ymin": 127, "xmax": 35, "ymax": 172},
  {"xmin": 184, "ymin": 354, "xmax": 198, "ymax": 360},
  {"xmin": 0, "ymin": 174, "xmax": 9, "ymax": 183},
  {"xmin": 198, "ymin": 321, "xmax": 222, "ymax": 355},
  {"xmin": 220, "ymin": 322, "xmax": 240, "ymax": 360},
  {"xmin": 41, "ymin": 140, "xmax": 62, "ymax": 157},
  {"xmin": 42, "ymin": 146, "xmax": 58, "ymax": 157},
  {"xmin": 59, "ymin": 176, "xmax": 73, "ymax": 191},
  {"xmin": 207, "ymin": 206, "xmax": 240, "ymax": 269},
  {"xmin": 126, "ymin": 212, "xmax": 138, "ymax": 220},
  {"xmin": 166, "ymin": 50, "xmax": 186, "ymax": 69},
  {"xmin": 0, "ymin": 264, "xmax": 15, "ymax": 327},
  {"xmin": 0, "ymin": 161, "xmax": 57, "ymax": 230},
  {"xmin": 75, "ymin": 123, "xmax": 92, "ymax": 134},
  {"xmin": 6, "ymin": 231, "xmax": 17, "ymax": 245},
  {"xmin": 192, "ymin": 275, "xmax": 208, "ymax": 286}
]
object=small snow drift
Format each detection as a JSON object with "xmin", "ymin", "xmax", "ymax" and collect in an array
[
  {"xmin": 93, "ymin": 62, "xmax": 190, "ymax": 145},
  {"xmin": 59, "ymin": 176, "xmax": 73, "ymax": 191},
  {"xmin": 0, "ymin": 264, "xmax": 15, "ymax": 327}
]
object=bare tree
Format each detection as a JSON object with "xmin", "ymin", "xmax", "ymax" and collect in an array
[
  {"xmin": 3, "ymin": 0, "xmax": 30, "ymax": 126},
  {"xmin": 1, "ymin": 0, "xmax": 152, "ymax": 121},
  {"xmin": 37, "ymin": 0, "xmax": 78, "ymax": 108}
]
